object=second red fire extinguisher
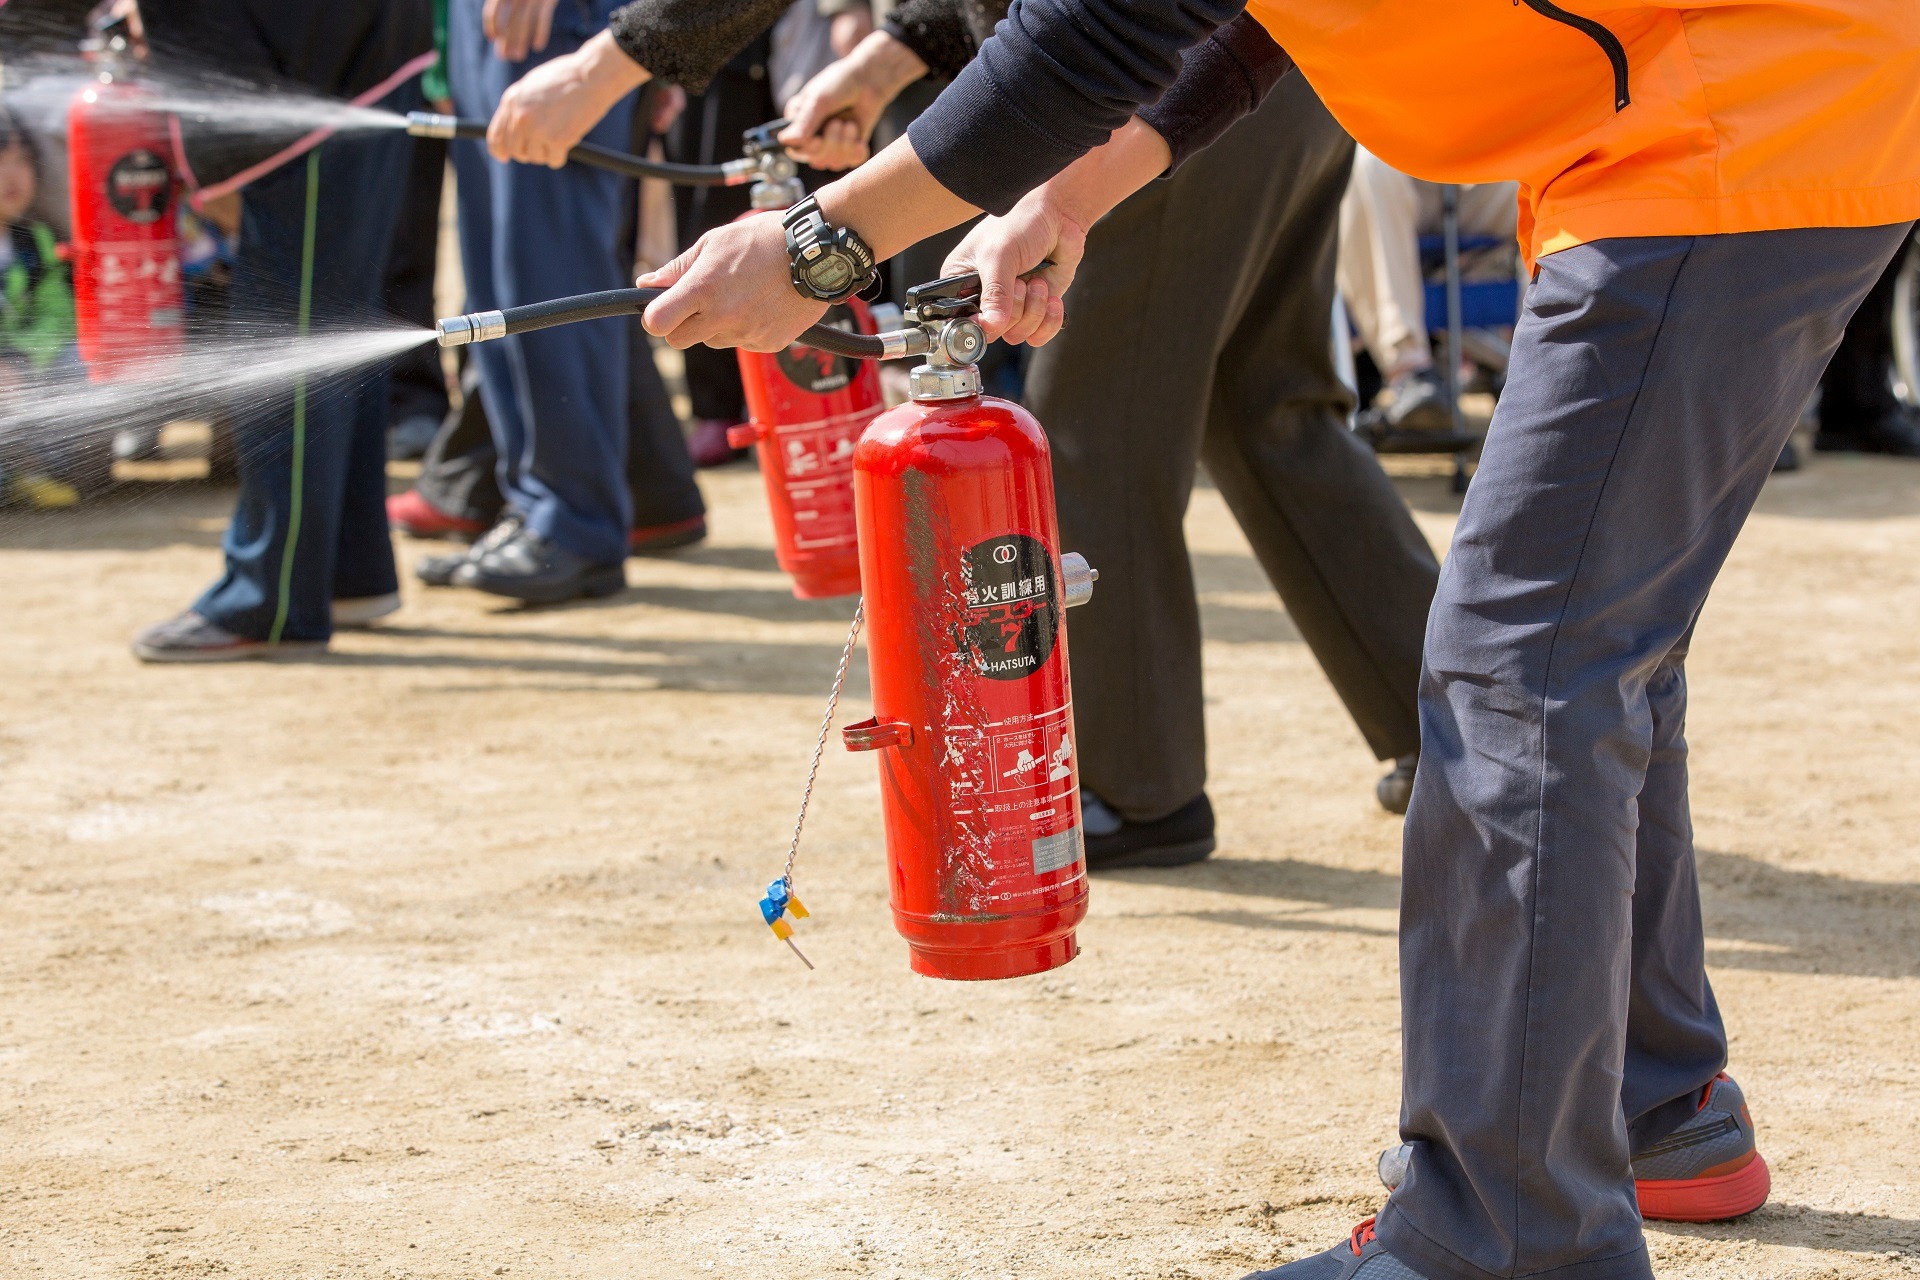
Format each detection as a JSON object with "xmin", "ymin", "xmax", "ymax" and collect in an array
[{"xmin": 724, "ymin": 124, "xmax": 878, "ymax": 601}]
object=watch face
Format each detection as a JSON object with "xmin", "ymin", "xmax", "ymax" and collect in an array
[{"xmin": 804, "ymin": 254, "xmax": 856, "ymax": 297}]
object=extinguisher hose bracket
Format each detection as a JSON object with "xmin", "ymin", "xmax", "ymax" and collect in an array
[{"xmin": 1060, "ymin": 552, "xmax": 1098, "ymax": 608}]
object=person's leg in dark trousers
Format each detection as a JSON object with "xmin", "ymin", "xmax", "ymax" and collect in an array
[
  {"xmin": 414, "ymin": 361, "xmax": 504, "ymax": 526},
  {"xmin": 667, "ymin": 42, "xmax": 773, "ymax": 433},
  {"xmin": 448, "ymin": 0, "xmax": 634, "ymax": 566},
  {"xmin": 192, "ymin": 130, "xmax": 412, "ymax": 642},
  {"xmin": 1816, "ymin": 241, "xmax": 1920, "ymax": 454},
  {"xmin": 383, "ymin": 132, "xmax": 451, "ymax": 458},
  {"xmin": 623, "ymin": 313, "xmax": 706, "ymax": 530},
  {"xmin": 613, "ymin": 95, "xmax": 705, "ymax": 534},
  {"xmin": 1379, "ymin": 222, "xmax": 1911, "ymax": 1280},
  {"xmin": 1027, "ymin": 75, "xmax": 1436, "ymax": 824}
]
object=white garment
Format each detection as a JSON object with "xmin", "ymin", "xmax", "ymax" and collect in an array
[{"xmin": 1337, "ymin": 147, "xmax": 1519, "ymax": 377}]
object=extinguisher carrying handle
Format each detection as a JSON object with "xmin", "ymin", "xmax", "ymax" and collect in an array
[
  {"xmin": 435, "ymin": 288, "xmax": 899, "ymax": 355},
  {"xmin": 842, "ymin": 718, "xmax": 915, "ymax": 751},
  {"xmin": 405, "ymin": 113, "xmax": 756, "ymax": 187}
]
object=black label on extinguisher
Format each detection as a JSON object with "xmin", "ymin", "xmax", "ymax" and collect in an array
[
  {"xmin": 776, "ymin": 303, "xmax": 857, "ymax": 393},
  {"xmin": 959, "ymin": 534, "xmax": 1060, "ymax": 681},
  {"xmin": 106, "ymin": 150, "xmax": 172, "ymax": 224}
]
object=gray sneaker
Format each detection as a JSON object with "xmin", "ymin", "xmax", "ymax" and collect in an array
[
  {"xmin": 1375, "ymin": 1072, "xmax": 1769, "ymax": 1224},
  {"xmin": 1243, "ymin": 1219, "xmax": 1427, "ymax": 1279},
  {"xmin": 131, "ymin": 611, "xmax": 324, "ymax": 663},
  {"xmin": 1382, "ymin": 369, "xmax": 1455, "ymax": 431}
]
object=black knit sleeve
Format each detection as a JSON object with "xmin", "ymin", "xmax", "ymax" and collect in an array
[
  {"xmin": 882, "ymin": 0, "xmax": 979, "ymax": 84},
  {"xmin": 906, "ymin": 0, "xmax": 1241, "ymax": 215},
  {"xmin": 608, "ymin": 0, "xmax": 792, "ymax": 93},
  {"xmin": 1137, "ymin": 14, "xmax": 1294, "ymax": 175}
]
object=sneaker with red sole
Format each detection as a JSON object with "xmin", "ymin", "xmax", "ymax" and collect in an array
[
  {"xmin": 1242, "ymin": 1218, "xmax": 1430, "ymax": 1279},
  {"xmin": 629, "ymin": 515, "xmax": 707, "ymax": 555},
  {"xmin": 387, "ymin": 489, "xmax": 488, "ymax": 540},
  {"xmin": 1375, "ymin": 1071, "xmax": 1770, "ymax": 1225},
  {"xmin": 1632, "ymin": 1073, "xmax": 1770, "ymax": 1222}
]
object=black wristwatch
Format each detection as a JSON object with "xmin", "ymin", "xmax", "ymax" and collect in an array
[{"xmin": 783, "ymin": 195, "xmax": 878, "ymax": 305}]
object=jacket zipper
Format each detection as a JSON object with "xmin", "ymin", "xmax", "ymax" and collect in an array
[{"xmin": 1518, "ymin": 0, "xmax": 1631, "ymax": 111}]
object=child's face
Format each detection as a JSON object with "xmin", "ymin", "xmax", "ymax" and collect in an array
[{"xmin": 0, "ymin": 141, "xmax": 38, "ymax": 226}]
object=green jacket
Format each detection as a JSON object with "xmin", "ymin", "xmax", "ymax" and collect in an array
[{"xmin": 0, "ymin": 222, "xmax": 75, "ymax": 373}]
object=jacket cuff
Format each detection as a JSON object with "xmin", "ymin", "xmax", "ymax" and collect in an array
[{"xmin": 1137, "ymin": 14, "xmax": 1293, "ymax": 175}]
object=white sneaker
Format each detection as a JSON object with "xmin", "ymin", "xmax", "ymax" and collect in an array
[{"xmin": 332, "ymin": 592, "xmax": 401, "ymax": 629}]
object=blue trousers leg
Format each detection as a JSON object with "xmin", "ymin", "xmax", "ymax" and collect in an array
[
  {"xmin": 447, "ymin": 0, "xmax": 635, "ymax": 564},
  {"xmin": 195, "ymin": 124, "xmax": 413, "ymax": 642},
  {"xmin": 1379, "ymin": 222, "xmax": 1912, "ymax": 1280}
]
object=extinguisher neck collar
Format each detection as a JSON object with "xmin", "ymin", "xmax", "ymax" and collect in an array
[
  {"xmin": 750, "ymin": 175, "xmax": 804, "ymax": 210},
  {"xmin": 908, "ymin": 363, "xmax": 981, "ymax": 402}
]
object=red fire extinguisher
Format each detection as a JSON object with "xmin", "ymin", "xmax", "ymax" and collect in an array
[
  {"xmin": 841, "ymin": 275, "xmax": 1098, "ymax": 980},
  {"xmin": 724, "ymin": 124, "xmax": 877, "ymax": 600},
  {"xmin": 67, "ymin": 24, "xmax": 184, "ymax": 381}
]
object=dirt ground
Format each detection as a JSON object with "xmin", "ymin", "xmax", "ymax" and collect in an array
[{"xmin": 2, "ymin": 451, "xmax": 1918, "ymax": 1280}]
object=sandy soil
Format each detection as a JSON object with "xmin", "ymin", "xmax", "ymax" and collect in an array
[{"xmin": 2, "ymin": 453, "xmax": 1919, "ymax": 1280}]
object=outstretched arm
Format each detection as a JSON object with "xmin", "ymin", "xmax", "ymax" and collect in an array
[
  {"xmin": 640, "ymin": 0, "xmax": 1273, "ymax": 351},
  {"xmin": 488, "ymin": 0, "xmax": 792, "ymax": 167}
]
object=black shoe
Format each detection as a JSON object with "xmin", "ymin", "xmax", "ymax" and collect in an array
[
  {"xmin": 1772, "ymin": 438, "xmax": 1801, "ymax": 472},
  {"xmin": 1376, "ymin": 753, "xmax": 1417, "ymax": 815},
  {"xmin": 1815, "ymin": 408, "xmax": 1920, "ymax": 457},
  {"xmin": 415, "ymin": 513, "xmax": 522, "ymax": 588},
  {"xmin": 1081, "ymin": 791, "xmax": 1215, "ymax": 871},
  {"xmin": 452, "ymin": 524, "xmax": 626, "ymax": 604}
]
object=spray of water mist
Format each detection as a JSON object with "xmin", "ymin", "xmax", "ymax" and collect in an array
[
  {"xmin": 0, "ymin": 327, "xmax": 435, "ymax": 465},
  {"xmin": 3, "ymin": 56, "xmax": 412, "ymax": 139}
]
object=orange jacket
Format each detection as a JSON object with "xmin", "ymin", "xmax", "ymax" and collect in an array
[{"xmin": 1246, "ymin": 0, "xmax": 1920, "ymax": 264}]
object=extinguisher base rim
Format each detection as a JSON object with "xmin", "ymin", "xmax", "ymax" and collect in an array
[{"xmin": 906, "ymin": 932, "xmax": 1078, "ymax": 981}]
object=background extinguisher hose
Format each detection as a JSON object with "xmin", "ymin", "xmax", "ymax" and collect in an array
[
  {"xmin": 441, "ymin": 288, "xmax": 891, "ymax": 358},
  {"xmin": 407, "ymin": 115, "xmax": 743, "ymax": 186}
]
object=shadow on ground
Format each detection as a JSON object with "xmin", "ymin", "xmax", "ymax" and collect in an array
[
  {"xmin": 1097, "ymin": 849, "xmax": 1920, "ymax": 981},
  {"xmin": 313, "ymin": 630, "xmax": 867, "ymax": 698},
  {"xmin": 1656, "ymin": 1201, "xmax": 1920, "ymax": 1257}
]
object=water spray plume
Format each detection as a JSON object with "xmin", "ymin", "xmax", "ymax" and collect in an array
[
  {"xmin": 2, "ymin": 57, "xmax": 412, "ymax": 140},
  {"xmin": 0, "ymin": 328, "xmax": 434, "ymax": 462}
]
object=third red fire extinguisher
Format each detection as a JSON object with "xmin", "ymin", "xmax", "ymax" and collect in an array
[
  {"xmin": 724, "ymin": 124, "xmax": 878, "ymax": 600},
  {"xmin": 67, "ymin": 21, "xmax": 184, "ymax": 382}
]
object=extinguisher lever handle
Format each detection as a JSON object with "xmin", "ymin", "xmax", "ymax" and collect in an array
[{"xmin": 842, "ymin": 718, "xmax": 915, "ymax": 752}]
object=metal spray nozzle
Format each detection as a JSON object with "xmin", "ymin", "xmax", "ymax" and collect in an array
[
  {"xmin": 406, "ymin": 112, "xmax": 462, "ymax": 139},
  {"xmin": 436, "ymin": 311, "xmax": 506, "ymax": 348}
]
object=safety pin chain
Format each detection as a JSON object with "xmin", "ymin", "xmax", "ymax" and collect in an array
[{"xmin": 759, "ymin": 598, "xmax": 866, "ymax": 970}]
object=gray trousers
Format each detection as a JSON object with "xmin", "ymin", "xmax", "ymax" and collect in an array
[
  {"xmin": 1028, "ymin": 75, "xmax": 1440, "ymax": 824},
  {"xmin": 1381, "ymin": 222, "xmax": 1913, "ymax": 1280}
]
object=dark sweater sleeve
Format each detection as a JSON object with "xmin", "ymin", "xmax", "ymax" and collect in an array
[
  {"xmin": 1137, "ymin": 14, "xmax": 1293, "ymax": 175},
  {"xmin": 905, "ymin": 0, "xmax": 1243, "ymax": 215},
  {"xmin": 883, "ymin": 0, "xmax": 978, "ymax": 84},
  {"xmin": 608, "ymin": 0, "xmax": 792, "ymax": 93}
]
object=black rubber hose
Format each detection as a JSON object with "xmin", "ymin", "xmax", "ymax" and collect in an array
[
  {"xmin": 436, "ymin": 118, "xmax": 740, "ymax": 186},
  {"xmin": 495, "ymin": 288, "xmax": 890, "ymax": 358}
]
